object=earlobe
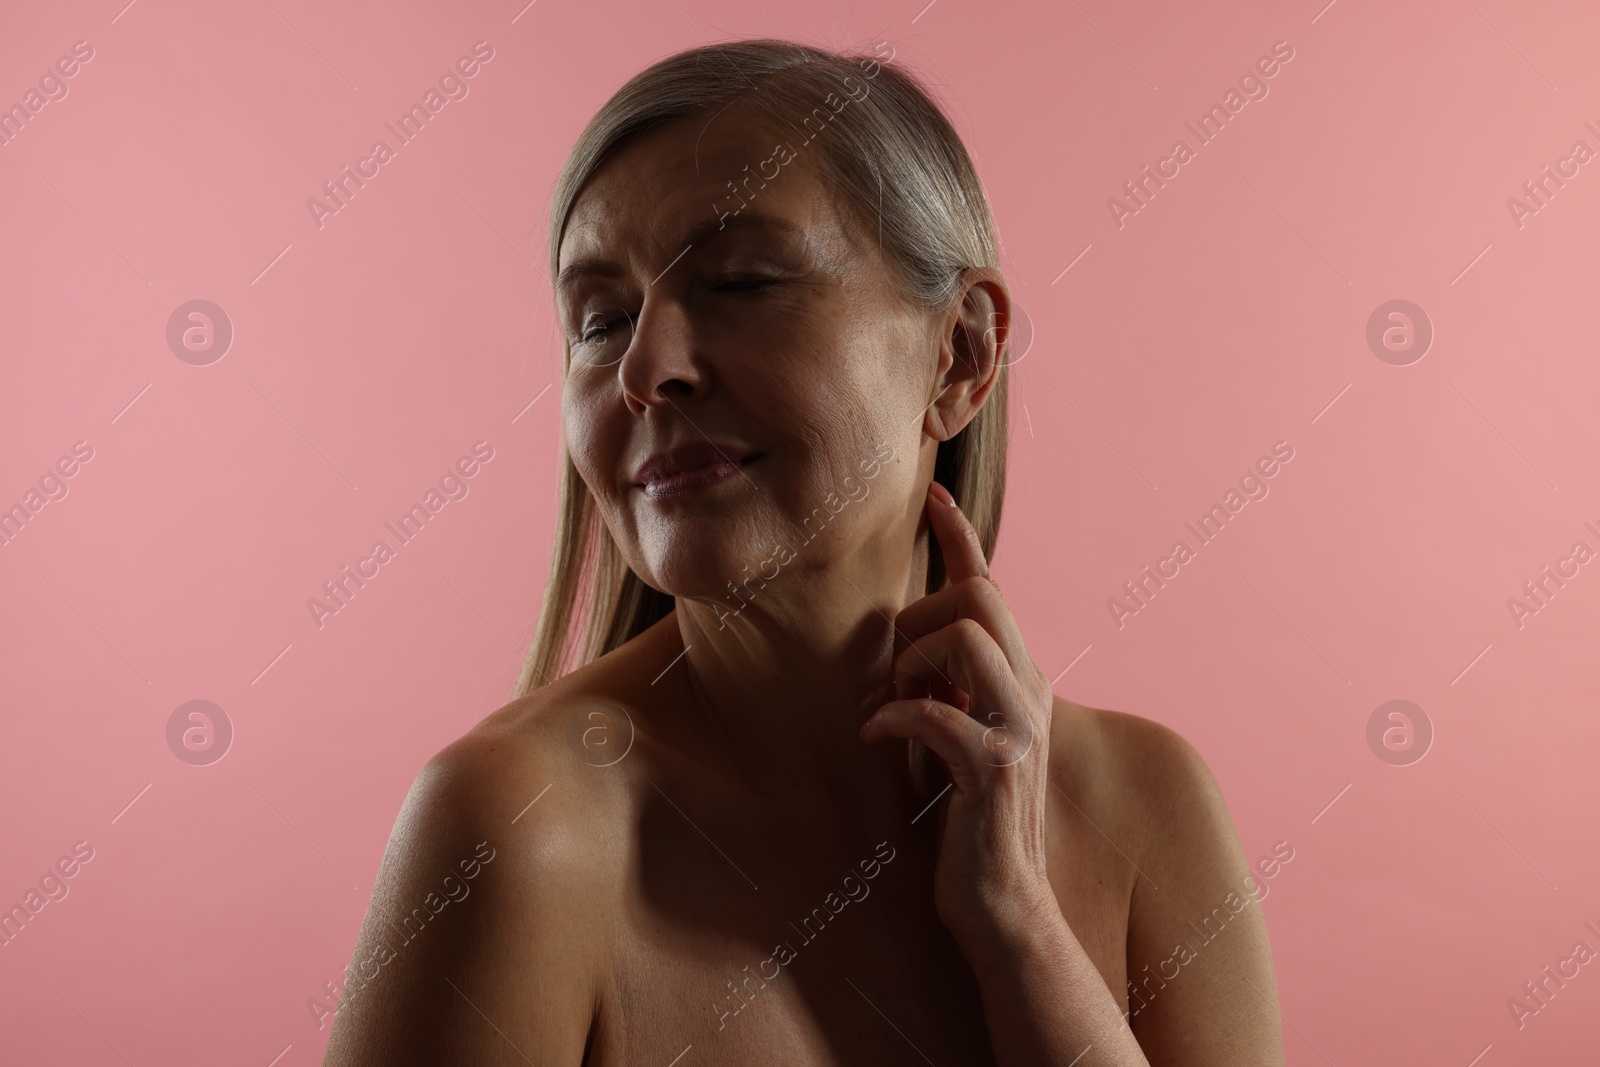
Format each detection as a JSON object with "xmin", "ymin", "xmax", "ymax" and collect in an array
[{"xmin": 920, "ymin": 381, "xmax": 959, "ymax": 443}]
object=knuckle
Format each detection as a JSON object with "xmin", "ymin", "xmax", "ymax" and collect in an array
[
  {"xmin": 963, "ymin": 575, "xmax": 1007, "ymax": 617},
  {"xmin": 951, "ymin": 616, "xmax": 988, "ymax": 645},
  {"xmin": 957, "ymin": 575, "xmax": 994, "ymax": 605}
]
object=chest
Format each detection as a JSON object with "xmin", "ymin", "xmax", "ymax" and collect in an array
[
  {"xmin": 580, "ymin": 802, "xmax": 1132, "ymax": 1066},
  {"xmin": 587, "ymin": 847, "xmax": 995, "ymax": 1067}
]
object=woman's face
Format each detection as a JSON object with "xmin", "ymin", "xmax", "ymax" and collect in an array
[{"xmin": 556, "ymin": 105, "xmax": 942, "ymax": 604}]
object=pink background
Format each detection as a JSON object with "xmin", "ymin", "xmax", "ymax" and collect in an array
[{"xmin": 3, "ymin": 0, "xmax": 1598, "ymax": 1063}]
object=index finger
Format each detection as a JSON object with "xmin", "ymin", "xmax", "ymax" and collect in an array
[{"xmin": 926, "ymin": 480, "xmax": 990, "ymax": 586}]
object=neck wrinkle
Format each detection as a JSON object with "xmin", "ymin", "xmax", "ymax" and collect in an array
[{"xmin": 662, "ymin": 518, "xmax": 933, "ymax": 821}]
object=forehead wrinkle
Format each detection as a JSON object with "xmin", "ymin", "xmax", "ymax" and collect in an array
[
  {"xmin": 557, "ymin": 114, "xmax": 855, "ymax": 296},
  {"xmin": 558, "ymin": 212, "xmax": 801, "ymax": 293},
  {"xmin": 562, "ymin": 107, "xmax": 757, "ymax": 257}
]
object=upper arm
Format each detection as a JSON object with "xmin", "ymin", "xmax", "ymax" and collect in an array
[
  {"xmin": 1120, "ymin": 718, "xmax": 1285, "ymax": 1066},
  {"xmin": 321, "ymin": 729, "xmax": 599, "ymax": 1066}
]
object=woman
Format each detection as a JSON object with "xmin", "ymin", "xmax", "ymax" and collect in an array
[{"xmin": 324, "ymin": 38, "xmax": 1285, "ymax": 1066}]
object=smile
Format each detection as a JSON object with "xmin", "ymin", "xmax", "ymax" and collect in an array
[{"xmin": 639, "ymin": 454, "xmax": 762, "ymax": 500}]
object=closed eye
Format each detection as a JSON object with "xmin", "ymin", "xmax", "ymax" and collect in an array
[
  {"xmin": 713, "ymin": 277, "xmax": 779, "ymax": 293},
  {"xmin": 579, "ymin": 311, "xmax": 634, "ymax": 345}
]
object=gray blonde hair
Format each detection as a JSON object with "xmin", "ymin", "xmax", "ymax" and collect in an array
[{"xmin": 512, "ymin": 37, "xmax": 1009, "ymax": 698}]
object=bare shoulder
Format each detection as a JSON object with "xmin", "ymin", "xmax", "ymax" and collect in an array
[
  {"xmin": 1047, "ymin": 697, "xmax": 1226, "ymax": 833},
  {"xmin": 321, "ymin": 670, "xmax": 636, "ymax": 1066},
  {"xmin": 1044, "ymin": 696, "xmax": 1224, "ymax": 851},
  {"xmin": 1049, "ymin": 697, "xmax": 1286, "ymax": 1065}
]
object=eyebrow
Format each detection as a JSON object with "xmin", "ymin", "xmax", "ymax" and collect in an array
[{"xmin": 555, "ymin": 210, "xmax": 804, "ymax": 293}]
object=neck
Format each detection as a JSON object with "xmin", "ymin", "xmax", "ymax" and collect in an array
[{"xmin": 665, "ymin": 505, "xmax": 937, "ymax": 822}]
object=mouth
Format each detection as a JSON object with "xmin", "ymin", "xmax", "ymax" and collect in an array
[{"xmin": 635, "ymin": 452, "xmax": 762, "ymax": 500}]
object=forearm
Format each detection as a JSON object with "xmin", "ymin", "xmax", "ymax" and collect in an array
[{"xmin": 958, "ymin": 894, "xmax": 1152, "ymax": 1067}]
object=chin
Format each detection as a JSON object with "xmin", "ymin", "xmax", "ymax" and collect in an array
[{"xmin": 636, "ymin": 523, "xmax": 786, "ymax": 601}]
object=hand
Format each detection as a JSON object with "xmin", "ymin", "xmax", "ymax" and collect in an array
[{"xmin": 858, "ymin": 480, "xmax": 1059, "ymax": 949}]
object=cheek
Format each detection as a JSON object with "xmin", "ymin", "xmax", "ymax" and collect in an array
[
  {"xmin": 563, "ymin": 385, "xmax": 613, "ymax": 483},
  {"xmin": 785, "ymin": 394, "xmax": 897, "ymax": 505},
  {"xmin": 818, "ymin": 348, "xmax": 915, "ymax": 450}
]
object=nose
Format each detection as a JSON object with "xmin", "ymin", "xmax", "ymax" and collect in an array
[{"xmin": 618, "ymin": 287, "xmax": 706, "ymax": 415}]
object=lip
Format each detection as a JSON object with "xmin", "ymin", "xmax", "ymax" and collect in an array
[{"xmin": 633, "ymin": 441, "xmax": 762, "ymax": 499}]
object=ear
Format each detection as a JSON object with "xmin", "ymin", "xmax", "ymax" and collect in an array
[{"xmin": 923, "ymin": 267, "xmax": 1010, "ymax": 442}]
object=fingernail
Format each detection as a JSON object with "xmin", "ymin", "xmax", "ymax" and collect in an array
[{"xmin": 929, "ymin": 481, "xmax": 956, "ymax": 506}]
